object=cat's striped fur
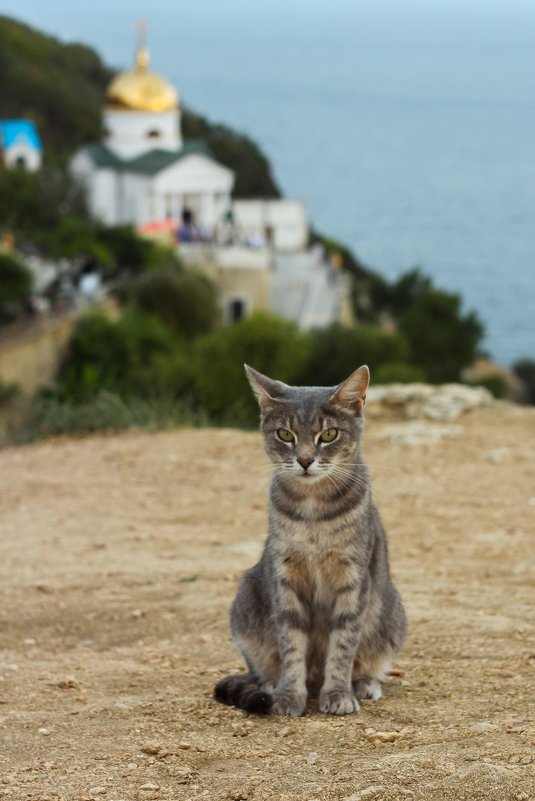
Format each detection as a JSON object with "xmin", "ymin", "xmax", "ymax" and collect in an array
[{"xmin": 214, "ymin": 365, "xmax": 406, "ymax": 716}]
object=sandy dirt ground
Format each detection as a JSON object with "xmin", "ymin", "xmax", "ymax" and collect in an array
[{"xmin": 1, "ymin": 403, "xmax": 534, "ymax": 801}]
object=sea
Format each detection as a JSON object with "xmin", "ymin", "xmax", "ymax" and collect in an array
[{"xmin": 4, "ymin": 0, "xmax": 535, "ymax": 366}]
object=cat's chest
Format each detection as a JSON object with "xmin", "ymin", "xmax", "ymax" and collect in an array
[{"xmin": 278, "ymin": 543, "xmax": 357, "ymax": 607}]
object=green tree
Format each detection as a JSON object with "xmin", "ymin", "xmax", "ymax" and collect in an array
[
  {"xmin": 0, "ymin": 16, "xmax": 111, "ymax": 164},
  {"xmin": 399, "ymin": 288, "xmax": 484, "ymax": 383},
  {"xmin": 0, "ymin": 167, "xmax": 88, "ymax": 240},
  {"xmin": 182, "ymin": 111, "xmax": 280, "ymax": 198}
]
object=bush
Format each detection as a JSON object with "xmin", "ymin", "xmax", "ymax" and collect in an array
[
  {"xmin": 298, "ymin": 324, "xmax": 410, "ymax": 387},
  {"xmin": 398, "ymin": 285, "xmax": 484, "ymax": 383},
  {"xmin": 373, "ymin": 362, "xmax": 428, "ymax": 384},
  {"xmin": 0, "ymin": 168, "xmax": 88, "ymax": 239},
  {"xmin": 191, "ymin": 313, "xmax": 311, "ymax": 424},
  {"xmin": 0, "ymin": 380, "xmax": 20, "ymax": 406},
  {"xmin": 97, "ymin": 224, "xmax": 159, "ymax": 276},
  {"xmin": 125, "ymin": 268, "xmax": 218, "ymax": 339},
  {"xmin": 10, "ymin": 390, "xmax": 206, "ymax": 443},
  {"xmin": 40, "ymin": 215, "xmax": 113, "ymax": 266},
  {"xmin": 467, "ymin": 375, "xmax": 509, "ymax": 400},
  {"xmin": 363, "ymin": 269, "xmax": 485, "ymax": 382},
  {"xmin": 0, "ymin": 252, "xmax": 33, "ymax": 323},
  {"xmin": 512, "ymin": 359, "xmax": 535, "ymax": 405},
  {"xmin": 57, "ymin": 311, "xmax": 189, "ymax": 401}
]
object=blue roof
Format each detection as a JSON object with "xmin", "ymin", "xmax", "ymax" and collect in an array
[{"xmin": 0, "ymin": 120, "xmax": 43, "ymax": 152}]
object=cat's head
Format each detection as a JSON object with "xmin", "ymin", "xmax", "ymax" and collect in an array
[{"xmin": 245, "ymin": 365, "xmax": 369, "ymax": 484}]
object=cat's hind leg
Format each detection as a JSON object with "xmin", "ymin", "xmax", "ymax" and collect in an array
[
  {"xmin": 352, "ymin": 649, "xmax": 392, "ymax": 702},
  {"xmin": 352, "ymin": 676, "xmax": 382, "ymax": 701}
]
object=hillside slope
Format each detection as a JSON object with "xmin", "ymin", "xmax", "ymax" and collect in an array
[
  {"xmin": 0, "ymin": 15, "xmax": 280, "ymax": 196},
  {"xmin": 1, "ymin": 404, "xmax": 534, "ymax": 800}
]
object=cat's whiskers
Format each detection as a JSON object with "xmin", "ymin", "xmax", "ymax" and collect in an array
[{"xmin": 328, "ymin": 465, "xmax": 370, "ymax": 492}]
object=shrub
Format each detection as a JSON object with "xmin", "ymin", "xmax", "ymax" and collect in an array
[
  {"xmin": 97, "ymin": 224, "xmax": 160, "ymax": 276},
  {"xmin": 191, "ymin": 313, "xmax": 311, "ymax": 424},
  {"xmin": 125, "ymin": 268, "xmax": 218, "ymax": 339},
  {"xmin": 10, "ymin": 390, "xmax": 206, "ymax": 443},
  {"xmin": 373, "ymin": 362, "xmax": 428, "ymax": 384},
  {"xmin": 40, "ymin": 215, "xmax": 113, "ymax": 267},
  {"xmin": 467, "ymin": 375, "xmax": 509, "ymax": 400},
  {"xmin": 0, "ymin": 380, "xmax": 20, "ymax": 406},
  {"xmin": 513, "ymin": 359, "xmax": 535, "ymax": 405},
  {"xmin": 298, "ymin": 324, "xmax": 410, "ymax": 387},
  {"xmin": 0, "ymin": 253, "xmax": 33, "ymax": 323},
  {"xmin": 57, "ymin": 311, "xmax": 187, "ymax": 401},
  {"xmin": 398, "ymin": 287, "xmax": 484, "ymax": 383}
]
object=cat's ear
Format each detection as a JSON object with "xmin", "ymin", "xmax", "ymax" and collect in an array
[
  {"xmin": 329, "ymin": 365, "xmax": 370, "ymax": 414},
  {"xmin": 244, "ymin": 364, "xmax": 288, "ymax": 408}
]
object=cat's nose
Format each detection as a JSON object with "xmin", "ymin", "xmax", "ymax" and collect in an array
[{"xmin": 297, "ymin": 456, "xmax": 315, "ymax": 471}]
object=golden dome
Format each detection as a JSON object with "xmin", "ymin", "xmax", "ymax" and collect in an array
[{"xmin": 106, "ymin": 44, "xmax": 178, "ymax": 113}]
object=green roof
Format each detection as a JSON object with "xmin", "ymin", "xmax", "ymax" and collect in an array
[
  {"xmin": 84, "ymin": 141, "xmax": 214, "ymax": 175},
  {"xmin": 84, "ymin": 143, "xmax": 122, "ymax": 169}
]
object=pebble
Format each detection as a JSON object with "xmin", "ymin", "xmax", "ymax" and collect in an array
[
  {"xmin": 22, "ymin": 638, "xmax": 37, "ymax": 646},
  {"xmin": 307, "ymin": 752, "xmax": 318, "ymax": 765},
  {"xmin": 485, "ymin": 447, "xmax": 513, "ymax": 464},
  {"xmin": 54, "ymin": 676, "xmax": 79, "ymax": 690},
  {"xmin": 89, "ymin": 788, "xmax": 107, "ymax": 796},
  {"xmin": 140, "ymin": 783, "xmax": 160, "ymax": 791},
  {"xmin": 278, "ymin": 726, "xmax": 292, "ymax": 737},
  {"xmin": 141, "ymin": 744, "xmax": 161, "ymax": 755},
  {"xmin": 469, "ymin": 722, "xmax": 497, "ymax": 732},
  {"xmin": 38, "ymin": 728, "xmax": 50, "ymax": 736},
  {"xmin": 367, "ymin": 731, "xmax": 402, "ymax": 743},
  {"xmin": 177, "ymin": 741, "xmax": 192, "ymax": 750},
  {"xmin": 520, "ymin": 755, "xmax": 532, "ymax": 765},
  {"xmin": 127, "ymin": 763, "xmax": 138, "ymax": 770}
]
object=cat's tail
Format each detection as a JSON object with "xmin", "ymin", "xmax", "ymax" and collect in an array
[{"xmin": 214, "ymin": 673, "xmax": 273, "ymax": 714}]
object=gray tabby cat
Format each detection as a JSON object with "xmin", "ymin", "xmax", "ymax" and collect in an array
[{"xmin": 214, "ymin": 364, "xmax": 406, "ymax": 716}]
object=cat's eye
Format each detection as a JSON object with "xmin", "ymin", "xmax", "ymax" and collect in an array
[
  {"xmin": 319, "ymin": 428, "xmax": 338, "ymax": 443},
  {"xmin": 277, "ymin": 428, "xmax": 295, "ymax": 443}
]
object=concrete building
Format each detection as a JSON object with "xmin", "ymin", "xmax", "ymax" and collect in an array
[{"xmin": 232, "ymin": 199, "xmax": 308, "ymax": 252}]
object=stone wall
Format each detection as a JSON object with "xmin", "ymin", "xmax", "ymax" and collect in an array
[{"xmin": 0, "ymin": 299, "xmax": 118, "ymax": 398}]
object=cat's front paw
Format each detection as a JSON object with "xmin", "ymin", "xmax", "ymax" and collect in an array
[
  {"xmin": 273, "ymin": 691, "xmax": 307, "ymax": 717},
  {"xmin": 319, "ymin": 689, "xmax": 360, "ymax": 716}
]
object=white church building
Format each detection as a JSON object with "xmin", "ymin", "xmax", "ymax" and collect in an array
[
  {"xmin": 70, "ymin": 40, "xmax": 235, "ymax": 234},
  {"xmin": 67, "ymin": 33, "xmax": 351, "ymax": 329}
]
